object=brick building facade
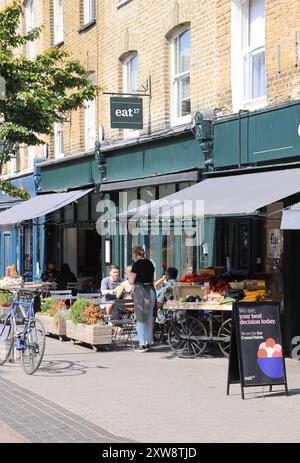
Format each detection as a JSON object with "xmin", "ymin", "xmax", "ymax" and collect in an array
[{"xmin": 0, "ymin": 0, "xmax": 298, "ymax": 172}]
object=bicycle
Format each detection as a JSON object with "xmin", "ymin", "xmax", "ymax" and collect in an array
[{"xmin": 0, "ymin": 288, "xmax": 46, "ymax": 375}]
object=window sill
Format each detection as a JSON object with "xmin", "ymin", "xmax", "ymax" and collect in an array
[
  {"xmin": 78, "ymin": 19, "xmax": 96, "ymax": 34},
  {"xmin": 243, "ymin": 96, "xmax": 268, "ymax": 112},
  {"xmin": 53, "ymin": 40, "xmax": 64, "ymax": 48},
  {"xmin": 55, "ymin": 154, "xmax": 65, "ymax": 160},
  {"xmin": 124, "ymin": 129, "xmax": 140, "ymax": 140},
  {"xmin": 171, "ymin": 114, "xmax": 192, "ymax": 128},
  {"xmin": 117, "ymin": 0, "xmax": 132, "ymax": 8}
]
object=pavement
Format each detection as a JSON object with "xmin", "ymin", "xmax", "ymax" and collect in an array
[{"xmin": 0, "ymin": 337, "xmax": 300, "ymax": 443}]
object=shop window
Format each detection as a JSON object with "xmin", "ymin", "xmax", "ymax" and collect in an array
[
  {"xmin": 25, "ymin": 0, "xmax": 35, "ymax": 59},
  {"xmin": 231, "ymin": 0, "xmax": 266, "ymax": 111},
  {"xmin": 159, "ymin": 184, "xmax": 176, "ymax": 198},
  {"xmin": 77, "ymin": 194, "xmax": 89, "ymax": 222},
  {"xmin": 64, "ymin": 204, "xmax": 74, "ymax": 224},
  {"xmin": 217, "ymin": 218, "xmax": 264, "ymax": 276},
  {"xmin": 161, "ymin": 234, "xmax": 176, "ymax": 274},
  {"xmin": 171, "ymin": 28, "xmax": 191, "ymax": 126},
  {"xmin": 119, "ymin": 189, "xmax": 138, "ymax": 269},
  {"xmin": 181, "ymin": 231, "xmax": 197, "ymax": 275},
  {"xmin": 23, "ymin": 225, "xmax": 33, "ymax": 277},
  {"xmin": 77, "ymin": 229, "xmax": 101, "ymax": 277},
  {"xmin": 123, "ymin": 53, "xmax": 139, "ymax": 139},
  {"xmin": 54, "ymin": 0, "xmax": 64, "ymax": 45}
]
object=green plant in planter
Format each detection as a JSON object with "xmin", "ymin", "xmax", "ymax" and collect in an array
[
  {"xmin": 69, "ymin": 299, "xmax": 91, "ymax": 324},
  {"xmin": 0, "ymin": 292, "xmax": 13, "ymax": 307},
  {"xmin": 41, "ymin": 297, "xmax": 57, "ymax": 314}
]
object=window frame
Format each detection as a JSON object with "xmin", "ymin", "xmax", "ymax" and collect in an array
[
  {"xmin": 116, "ymin": 0, "xmax": 133, "ymax": 9},
  {"xmin": 85, "ymin": 73, "xmax": 96, "ymax": 152},
  {"xmin": 123, "ymin": 53, "xmax": 139, "ymax": 139},
  {"xmin": 25, "ymin": 0, "xmax": 35, "ymax": 59},
  {"xmin": 83, "ymin": 0, "xmax": 96, "ymax": 25},
  {"xmin": 54, "ymin": 0, "xmax": 64, "ymax": 45},
  {"xmin": 54, "ymin": 121, "xmax": 64, "ymax": 159},
  {"xmin": 28, "ymin": 145, "xmax": 36, "ymax": 169},
  {"xmin": 170, "ymin": 27, "xmax": 191, "ymax": 127},
  {"xmin": 231, "ymin": 0, "xmax": 267, "ymax": 111}
]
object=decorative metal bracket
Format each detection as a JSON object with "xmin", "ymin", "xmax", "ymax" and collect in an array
[
  {"xmin": 94, "ymin": 140, "xmax": 107, "ymax": 180},
  {"xmin": 194, "ymin": 111, "xmax": 214, "ymax": 171},
  {"xmin": 33, "ymin": 158, "xmax": 42, "ymax": 192}
]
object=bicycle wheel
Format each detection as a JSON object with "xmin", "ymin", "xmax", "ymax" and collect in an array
[
  {"xmin": 20, "ymin": 318, "xmax": 46, "ymax": 375},
  {"xmin": 218, "ymin": 318, "xmax": 232, "ymax": 357},
  {"xmin": 0, "ymin": 317, "xmax": 14, "ymax": 366},
  {"xmin": 168, "ymin": 316, "xmax": 207, "ymax": 358}
]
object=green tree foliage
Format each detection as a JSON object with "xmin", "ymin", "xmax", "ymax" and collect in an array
[{"xmin": 0, "ymin": 1, "xmax": 100, "ymax": 199}]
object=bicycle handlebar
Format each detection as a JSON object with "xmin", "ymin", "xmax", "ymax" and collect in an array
[{"xmin": 0, "ymin": 287, "xmax": 43, "ymax": 299}]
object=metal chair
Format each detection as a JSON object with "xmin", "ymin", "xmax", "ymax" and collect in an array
[
  {"xmin": 110, "ymin": 299, "xmax": 137, "ymax": 349},
  {"xmin": 66, "ymin": 282, "xmax": 79, "ymax": 291},
  {"xmin": 49, "ymin": 290, "xmax": 73, "ymax": 301},
  {"xmin": 77, "ymin": 293, "xmax": 101, "ymax": 300}
]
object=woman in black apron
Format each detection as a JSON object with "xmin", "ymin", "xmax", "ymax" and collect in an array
[{"xmin": 129, "ymin": 246, "xmax": 156, "ymax": 352}]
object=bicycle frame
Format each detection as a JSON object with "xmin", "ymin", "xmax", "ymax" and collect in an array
[{"xmin": 0, "ymin": 300, "xmax": 33, "ymax": 350}]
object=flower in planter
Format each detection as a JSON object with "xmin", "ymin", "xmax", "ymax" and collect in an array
[
  {"xmin": 50, "ymin": 299, "xmax": 67, "ymax": 315},
  {"xmin": 83, "ymin": 304, "xmax": 105, "ymax": 325}
]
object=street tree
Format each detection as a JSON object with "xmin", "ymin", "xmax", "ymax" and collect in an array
[{"xmin": 0, "ymin": 1, "xmax": 100, "ymax": 199}]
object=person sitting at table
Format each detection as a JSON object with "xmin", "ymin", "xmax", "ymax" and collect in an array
[
  {"xmin": 100, "ymin": 265, "xmax": 123, "ymax": 316},
  {"xmin": 41, "ymin": 261, "xmax": 58, "ymax": 283},
  {"xmin": 55, "ymin": 263, "xmax": 77, "ymax": 291},
  {"xmin": 154, "ymin": 267, "xmax": 178, "ymax": 334},
  {"xmin": 111, "ymin": 266, "xmax": 134, "ymax": 321}
]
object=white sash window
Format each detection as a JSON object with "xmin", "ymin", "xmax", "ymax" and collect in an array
[{"xmin": 171, "ymin": 28, "xmax": 191, "ymax": 126}]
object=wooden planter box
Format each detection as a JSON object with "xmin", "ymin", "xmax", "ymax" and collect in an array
[
  {"xmin": 36, "ymin": 314, "xmax": 67, "ymax": 339},
  {"xmin": 66, "ymin": 320, "xmax": 112, "ymax": 350}
]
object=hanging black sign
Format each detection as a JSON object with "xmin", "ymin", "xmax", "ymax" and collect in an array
[
  {"xmin": 227, "ymin": 301, "xmax": 288, "ymax": 399},
  {"xmin": 110, "ymin": 97, "xmax": 143, "ymax": 129}
]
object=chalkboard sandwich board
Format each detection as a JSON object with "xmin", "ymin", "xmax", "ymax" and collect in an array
[{"xmin": 227, "ymin": 301, "xmax": 288, "ymax": 399}]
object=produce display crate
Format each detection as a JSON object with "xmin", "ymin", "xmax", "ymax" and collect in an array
[
  {"xmin": 229, "ymin": 281, "xmax": 245, "ymax": 290},
  {"xmin": 174, "ymin": 284, "xmax": 210, "ymax": 300},
  {"xmin": 244, "ymin": 279, "xmax": 266, "ymax": 290}
]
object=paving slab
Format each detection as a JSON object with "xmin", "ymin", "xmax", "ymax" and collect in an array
[{"xmin": 0, "ymin": 337, "xmax": 299, "ymax": 442}]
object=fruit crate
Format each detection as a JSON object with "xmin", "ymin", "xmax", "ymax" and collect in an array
[{"xmin": 174, "ymin": 284, "xmax": 210, "ymax": 301}]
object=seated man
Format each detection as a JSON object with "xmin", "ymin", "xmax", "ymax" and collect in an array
[
  {"xmin": 154, "ymin": 266, "xmax": 178, "ymax": 329},
  {"xmin": 41, "ymin": 261, "xmax": 58, "ymax": 283},
  {"xmin": 100, "ymin": 265, "xmax": 123, "ymax": 315}
]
